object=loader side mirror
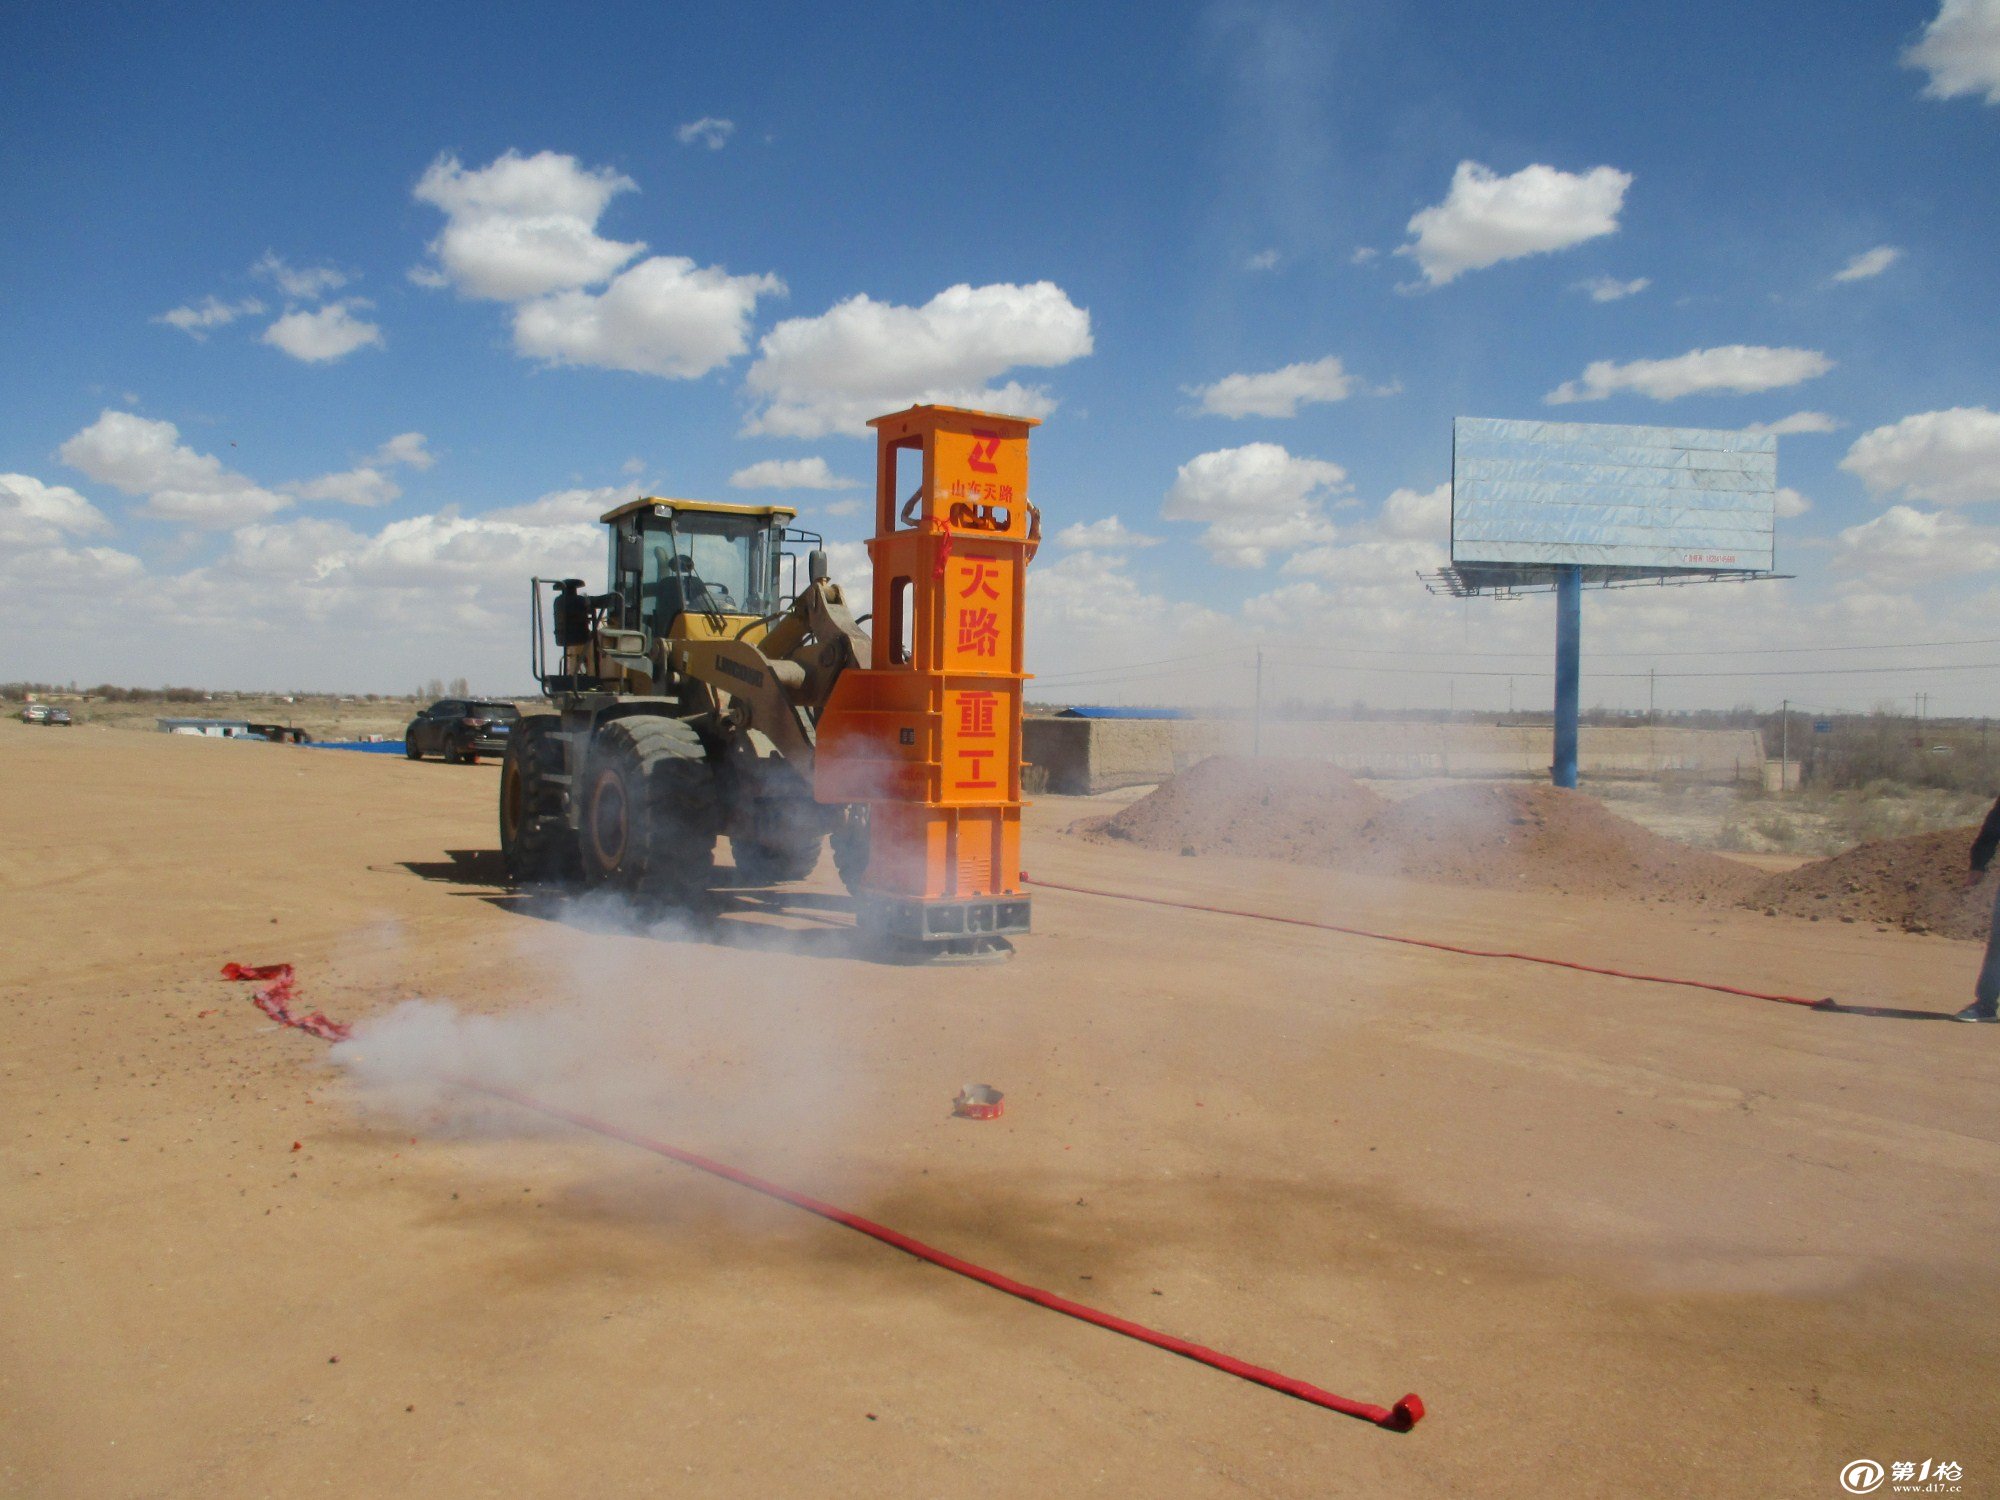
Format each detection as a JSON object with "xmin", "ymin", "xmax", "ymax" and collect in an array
[{"xmin": 808, "ymin": 548, "xmax": 829, "ymax": 583}]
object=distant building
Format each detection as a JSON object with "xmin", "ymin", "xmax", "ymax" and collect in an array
[{"xmin": 156, "ymin": 717, "xmax": 308, "ymax": 743}]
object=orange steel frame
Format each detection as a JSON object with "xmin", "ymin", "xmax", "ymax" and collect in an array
[{"xmin": 814, "ymin": 404, "xmax": 1039, "ymax": 936}]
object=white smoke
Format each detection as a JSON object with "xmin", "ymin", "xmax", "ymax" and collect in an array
[{"xmin": 326, "ymin": 887, "xmax": 867, "ymax": 1187}]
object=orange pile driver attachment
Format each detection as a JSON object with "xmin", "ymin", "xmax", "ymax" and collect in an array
[{"xmin": 814, "ymin": 404, "xmax": 1040, "ymax": 958}]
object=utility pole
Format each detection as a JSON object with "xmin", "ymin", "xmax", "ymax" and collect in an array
[
  {"xmin": 1780, "ymin": 698, "xmax": 1789, "ymax": 796},
  {"xmin": 1253, "ymin": 646, "xmax": 1263, "ymax": 758},
  {"xmin": 1649, "ymin": 666, "xmax": 1657, "ymax": 777}
]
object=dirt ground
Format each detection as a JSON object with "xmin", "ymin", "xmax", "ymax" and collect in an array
[{"xmin": 4, "ymin": 722, "xmax": 1998, "ymax": 1499}]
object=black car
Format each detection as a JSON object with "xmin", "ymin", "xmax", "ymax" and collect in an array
[
  {"xmin": 46, "ymin": 707, "xmax": 72, "ymax": 726},
  {"xmin": 404, "ymin": 700, "xmax": 520, "ymax": 763}
]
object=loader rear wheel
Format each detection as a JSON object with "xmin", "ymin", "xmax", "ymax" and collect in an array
[
  {"xmin": 831, "ymin": 804, "xmax": 870, "ymax": 895},
  {"xmin": 579, "ymin": 717, "xmax": 718, "ymax": 900},
  {"xmin": 500, "ymin": 716, "xmax": 578, "ymax": 884}
]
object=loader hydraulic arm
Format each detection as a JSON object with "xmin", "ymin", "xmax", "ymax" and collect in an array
[{"xmin": 668, "ymin": 576, "xmax": 872, "ymax": 767}]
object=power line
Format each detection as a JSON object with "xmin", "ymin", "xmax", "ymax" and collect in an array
[
  {"xmin": 1245, "ymin": 659, "xmax": 2000, "ymax": 681},
  {"xmin": 1259, "ymin": 634, "xmax": 2000, "ymax": 662}
]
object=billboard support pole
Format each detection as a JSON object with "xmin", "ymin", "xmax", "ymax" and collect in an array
[{"xmin": 1553, "ymin": 565, "xmax": 1581, "ymax": 789}]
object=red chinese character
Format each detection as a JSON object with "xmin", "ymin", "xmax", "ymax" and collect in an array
[
  {"xmin": 960, "ymin": 561, "xmax": 1001, "ymax": 600},
  {"xmin": 956, "ymin": 608, "xmax": 1001, "ymax": 656},
  {"xmin": 958, "ymin": 691, "xmax": 997, "ymax": 738},
  {"xmin": 999, "ymin": 484, "xmax": 1014, "ymax": 503},
  {"xmin": 955, "ymin": 753, "xmax": 997, "ymax": 791}
]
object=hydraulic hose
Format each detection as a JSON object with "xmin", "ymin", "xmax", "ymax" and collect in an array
[
  {"xmin": 1022, "ymin": 876, "xmax": 1831, "ymax": 1009},
  {"xmin": 220, "ymin": 964, "xmax": 1423, "ymax": 1431}
]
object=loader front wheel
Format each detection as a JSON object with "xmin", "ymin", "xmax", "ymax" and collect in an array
[
  {"xmin": 831, "ymin": 804, "xmax": 870, "ymax": 895},
  {"xmin": 579, "ymin": 717, "xmax": 718, "ymax": 900},
  {"xmin": 500, "ymin": 716, "xmax": 578, "ymax": 885},
  {"xmin": 731, "ymin": 826, "xmax": 822, "ymax": 886}
]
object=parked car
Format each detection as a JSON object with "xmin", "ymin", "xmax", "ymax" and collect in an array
[
  {"xmin": 404, "ymin": 699, "xmax": 520, "ymax": 763},
  {"xmin": 19, "ymin": 704, "xmax": 50, "ymax": 724},
  {"xmin": 45, "ymin": 707, "xmax": 72, "ymax": 726}
]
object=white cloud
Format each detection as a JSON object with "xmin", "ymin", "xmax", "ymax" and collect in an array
[
  {"xmin": 511, "ymin": 256, "xmax": 781, "ymax": 377},
  {"xmin": 1904, "ymin": 0, "xmax": 2000, "ymax": 104},
  {"xmin": 1400, "ymin": 160, "xmax": 1632, "ymax": 287},
  {"xmin": 288, "ymin": 467, "xmax": 400, "ymax": 507},
  {"xmin": 1162, "ymin": 442, "xmax": 1347, "ymax": 567},
  {"xmin": 1026, "ymin": 548, "xmax": 1235, "ymax": 691},
  {"xmin": 1244, "ymin": 248, "xmax": 1279, "ymax": 271},
  {"xmin": 1279, "ymin": 535, "xmax": 1446, "ymax": 582},
  {"xmin": 1546, "ymin": 345, "xmax": 1833, "ymax": 404},
  {"xmin": 1835, "ymin": 504, "xmax": 2000, "ymax": 579},
  {"xmin": 1350, "ymin": 247, "xmax": 1379, "ymax": 266},
  {"xmin": 486, "ymin": 483, "xmax": 642, "ymax": 528},
  {"xmin": 1187, "ymin": 356, "xmax": 1357, "ymax": 419},
  {"xmin": 728, "ymin": 457, "xmax": 858, "ymax": 490},
  {"xmin": 820, "ymin": 498, "xmax": 864, "ymax": 518},
  {"xmin": 374, "ymin": 432, "xmax": 435, "ymax": 470},
  {"xmin": 413, "ymin": 150, "xmax": 643, "ymax": 300},
  {"xmin": 1775, "ymin": 486, "xmax": 1813, "ymax": 518},
  {"xmin": 1053, "ymin": 515, "xmax": 1159, "ymax": 550},
  {"xmin": 253, "ymin": 252, "xmax": 348, "ymax": 300},
  {"xmin": 58, "ymin": 411, "xmax": 290, "ymax": 528},
  {"xmin": 1840, "ymin": 407, "xmax": 2000, "ymax": 506},
  {"xmin": 1831, "ymin": 245, "xmax": 1903, "ymax": 283},
  {"xmin": 1743, "ymin": 411, "xmax": 1843, "ymax": 436},
  {"xmin": 283, "ymin": 430, "xmax": 437, "ymax": 507},
  {"xmin": 154, "ymin": 295, "xmax": 265, "ymax": 337},
  {"xmin": 0, "ymin": 473, "xmax": 111, "ymax": 545},
  {"xmin": 742, "ymin": 281, "xmax": 1093, "ymax": 438},
  {"xmin": 1575, "ymin": 274, "xmax": 1650, "ymax": 302},
  {"xmin": 412, "ymin": 148, "xmax": 780, "ymax": 380},
  {"xmin": 676, "ymin": 117, "xmax": 736, "ymax": 150},
  {"xmin": 262, "ymin": 300, "xmax": 385, "ymax": 363},
  {"xmin": 1376, "ymin": 482, "xmax": 1451, "ymax": 539},
  {"xmin": 819, "ymin": 540, "xmax": 873, "ymax": 604}
]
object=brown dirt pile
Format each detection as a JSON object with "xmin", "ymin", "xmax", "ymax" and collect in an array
[
  {"xmin": 1094, "ymin": 755, "xmax": 1387, "ymax": 862},
  {"xmin": 1746, "ymin": 826, "xmax": 1991, "ymax": 938},
  {"xmin": 1095, "ymin": 757, "xmax": 1761, "ymax": 902}
]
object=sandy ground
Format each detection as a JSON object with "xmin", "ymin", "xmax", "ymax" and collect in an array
[{"xmin": 4, "ymin": 721, "xmax": 1997, "ymax": 1499}]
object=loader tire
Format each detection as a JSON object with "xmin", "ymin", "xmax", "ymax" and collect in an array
[
  {"xmin": 579, "ymin": 717, "xmax": 718, "ymax": 900},
  {"xmin": 500, "ymin": 716, "xmax": 579, "ymax": 885},
  {"xmin": 731, "ymin": 826, "xmax": 822, "ymax": 886},
  {"xmin": 831, "ymin": 804, "xmax": 870, "ymax": 895}
]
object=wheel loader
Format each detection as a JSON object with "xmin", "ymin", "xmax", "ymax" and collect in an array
[{"xmin": 499, "ymin": 403, "xmax": 1040, "ymax": 958}]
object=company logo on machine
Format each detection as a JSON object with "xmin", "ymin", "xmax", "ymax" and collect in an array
[
  {"xmin": 714, "ymin": 656, "xmax": 764, "ymax": 689},
  {"xmin": 967, "ymin": 431, "xmax": 1001, "ymax": 474}
]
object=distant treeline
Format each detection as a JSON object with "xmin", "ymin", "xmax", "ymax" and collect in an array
[
  {"xmin": 1773, "ymin": 711, "xmax": 2000, "ymax": 795},
  {"xmin": 0, "ymin": 682, "xmax": 406, "ymax": 703}
]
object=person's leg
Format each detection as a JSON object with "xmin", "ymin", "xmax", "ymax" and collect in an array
[{"xmin": 1960, "ymin": 883, "xmax": 2000, "ymax": 1020}]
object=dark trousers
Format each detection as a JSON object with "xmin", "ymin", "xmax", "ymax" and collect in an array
[{"xmin": 1978, "ymin": 883, "xmax": 2000, "ymax": 1012}]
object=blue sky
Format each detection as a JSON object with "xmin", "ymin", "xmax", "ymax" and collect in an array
[{"xmin": 4, "ymin": 1, "xmax": 1999, "ymax": 711}]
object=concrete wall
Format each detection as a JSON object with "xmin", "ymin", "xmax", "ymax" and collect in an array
[{"xmin": 1023, "ymin": 717, "xmax": 1768, "ymax": 795}]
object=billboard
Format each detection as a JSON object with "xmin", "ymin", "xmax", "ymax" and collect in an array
[{"xmin": 1451, "ymin": 417, "xmax": 1776, "ymax": 575}]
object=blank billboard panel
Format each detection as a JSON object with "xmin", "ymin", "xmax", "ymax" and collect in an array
[{"xmin": 1452, "ymin": 417, "xmax": 1776, "ymax": 574}]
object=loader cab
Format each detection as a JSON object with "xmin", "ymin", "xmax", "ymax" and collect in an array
[{"xmin": 601, "ymin": 499, "xmax": 800, "ymax": 642}]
